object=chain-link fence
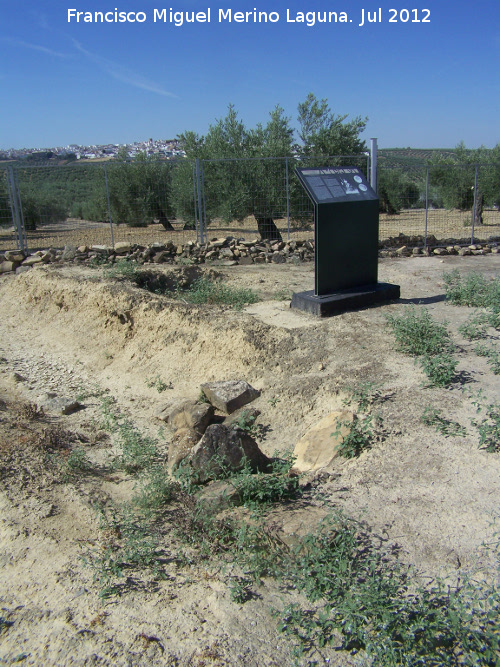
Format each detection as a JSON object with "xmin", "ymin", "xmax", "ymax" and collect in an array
[
  {"xmin": 1, "ymin": 156, "xmax": 500, "ymax": 253},
  {"xmin": 378, "ymin": 164, "xmax": 500, "ymax": 245},
  {"xmin": 0, "ymin": 159, "xmax": 198, "ymax": 253},
  {"xmin": 199, "ymin": 154, "xmax": 370, "ymax": 242}
]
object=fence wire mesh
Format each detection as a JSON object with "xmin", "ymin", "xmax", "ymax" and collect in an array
[
  {"xmin": 1, "ymin": 157, "xmax": 500, "ymax": 254},
  {"xmin": 200, "ymin": 154, "xmax": 370, "ymax": 242},
  {"xmin": 0, "ymin": 160, "xmax": 197, "ymax": 253}
]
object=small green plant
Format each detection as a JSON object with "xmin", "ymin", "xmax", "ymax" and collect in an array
[
  {"xmin": 177, "ymin": 276, "xmax": 259, "ymax": 310},
  {"xmin": 419, "ymin": 351, "xmax": 458, "ymax": 387},
  {"xmin": 386, "ymin": 307, "xmax": 452, "ymax": 356},
  {"xmin": 231, "ymin": 453, "xmax": 300, "ymax": 508},
  {"xmin": 459, "ymin": 311, "xmax": 490, "ymax": 340},
  {"xmin": 232, "ymin": 410, "xmax": 259, "ymax": 438},
  {"xmin": 268, "ymin": 396, "xmax": 281, "ymax": 408},
  {"xmin": 472, "ymin": 398, "xmax": 500, "ymax": 452},
  {"xmin": 343, "ymin": 380, "xmax": 381, "ymax": 411},
  {"xmin": 115, "ymin": 421, "xmax": 158, "ymax": 473},
  {"xmin": 228, "ymin": 575, "xmax": 254, "ymax": 603},
  {"xmin": 273, "ymin": 288, "xmax": 291, "ymax": 301},
  {"xmin": 145, "ymin": 375, "xmax": 171, "ymax": 392},
  {"xmin": 66, "ymin": 447, "xmax": 94, "ymax": 473},
  {"xmin": 132, "ymin": 465, "xmax": 176, "ymax": 516},
  {"xmin": 104, "ymin": 258, "xmax": 138, "ymax": 281},
  {"xmin": 444, "ymin": 269, "xmax": 500, "ymax": 313},
  {"xmin": 82, "ymin": 504, "xmax": 164, "ymax": 599},
  {"xmin": 421, "ymin": 407, "xmax": 467, "ymax": 437},
  {"xmin": 332, "ymin": 414, "xmax": 375, "ymax": 459},
  {"xmin": 475, "ymin": 343, "xmax": 500, "ymax": 374}
]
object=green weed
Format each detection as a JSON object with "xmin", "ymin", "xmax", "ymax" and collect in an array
[
  {"xmin": 332, "ymin": 414, "xmax": 375, "ymax": 459},
  {"xmin": 421, "ymin": 407, "xmax": 467, "ymax": 437},
  {"xmin": 132, "ymin": 465, "xmax": 176, "ymax": 516},
  {"xmin": 458, "ymin": 311, "xmax": 490, "ymax": 340},
  {"xmin": 472, "ymin": 397, "xmax": 500, "ymax": 452},
  {"xmin": 82, "ymin": 504, "xmax": 164, "ymax": 599},
  {"xmin": 104, "ymin": 258, "xmax": 138, "ymax": 281},
  {"xmin": 419, "ymin": 351, "xmax": 458, "ymax": 387},
  {"xmin": 343, "ymin": 380, "xmax": 382, "ymax": 411},
  {"xmin": 386, "ymin": 306, "xmax": 452, "ymax": 356},
  {"xmin": 444, "ymin": 269, "xmax": 500, "ymax": 314},
  {"xmin": 177, "ymin": 276, "xmax": 259, "ymax": 310},
  {"xmin": 230, "ymin": 453, "xmax": 301, "ymax": 508},
  {"xmin": 115, "ymin": 421, "xmax": 158, "ymax": 473},
  {"xmin": 475, "ymin": 343, "xmax": 500, "ymax": 374},
  {"xmin": 145, "ymin": 375, "xmax": 171, "ymax": 392}
]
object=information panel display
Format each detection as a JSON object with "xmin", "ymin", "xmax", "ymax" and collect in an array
[
  {"xmin": 297, "ymin": 167, "xmax": 377, "ymax": 204},
  {"xmin": 295, "ymin": 166, "xmax": 379, "ymax": 296}
]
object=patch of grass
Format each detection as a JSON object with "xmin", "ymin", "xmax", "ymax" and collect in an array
[
  {"xmin": 444, "ymin": 269, "xmax": 500, "ymax": 314},
  {"xmin": 145, "ymin": 375, "xmax": 171, "ymax": 393},
  {"xmin": 115, "ymin": 420, "xmax": 158, "ymax": 473},
  {"xmin": 459, "ymin": 311, "xmax": 490, "ymax": 340},
  {"xmin": 472, "ymin": 397, "xmax": 500, "ymax": 452},
  {"xmin": 475, "ymin": 343, "xmax": 500, "ymax": 374},
  {"xmin": 386, "ymin": 306, "xmax": 452, "ymax": 356},
  {"xmin": 273, "ymin": 288, "xmax": 292, "ymax": 301},
  {"xmin": 343, "ymin": 380, "xmax": 382, "ymax": 411},
  {"xmin": 332, "ymin": 414, "xmax": 376, "ymax": 459},
  {"xmin": 132, "ymin": 465, "xmax": 176, "ymax": 516},
  {"xmin": 419, "ymin": 351, "xmax": 459, "ymax": 387},
  {"xmin": 82, "ymin": 503, "xmax": 165, "ymax": 600},
  {"xmin": 230, "ymin": 453, "xmax": 301, "ymax": 508},
  {"xmin": 103, "ymin": 258, "xmax": 138, "ymax": 280},
  {"xmin": 387, "ymin": 307, "xmax": 458, "ymax": 386},
  {"xmin": 421, "ymin": 407, "xmax": 467, "ymax": 437},
  {"xmin": 177, "ymin": 276, "xmax": 259, "ymax": 310}
]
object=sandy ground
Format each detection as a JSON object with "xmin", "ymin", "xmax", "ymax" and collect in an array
[{"xmin": 0, "ymin": 254, "xmax": 500, "ymax": 665}]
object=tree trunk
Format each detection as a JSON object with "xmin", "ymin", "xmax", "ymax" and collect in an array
[
  {"xmin": 255, "ymin": 216, "xmax": 282, "ymax": 242},
  {"xmin": 158, "ymin": 212, "xmax": 175, "ymax": 231},
  {"xmin": 473, "ymin": 192, "xmax": 484, "ymax": 226}
]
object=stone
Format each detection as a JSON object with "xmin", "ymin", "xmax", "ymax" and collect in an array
[
  {"xmin": 219, "ymin": 248, "xmax": 234, "ymax": 259},
  {"xmin": 0, "ymin": 261, "xmax": 15, "ymax": 273},
  {"xmin": 22, "ymin": 255, "xmax": 43, "ymax": 266},
  {"xmin": 292, "ymin": 410, "xmax": 355, "ymax": 473},
  {"xmin": 37, "ymin": 395, "xmax": 81, "ymax": 415},
  {"xmin": 61, "ymin": 245, "xmax": 77, "ymax": 261},
  {"xmin": 189, "ymin": 424, "xmax": 272, "ymax": 483},
  {"xmin": 155, "ymin": 398, "xmax": 214, "ymax": 435},
  {"xmin": 200, "ymin": 380, "xmax": 260, "ymax": 415},
  {"xmin": 168, "ymin": 427, "xmax": 200, "ymax": 472},
  {"xmin": 15, "ymin": 265, "xmax": 32, "ymax": 274},
  {"xmin": 4, "ymin": 250, "xmax": 25, "ymax": 262},
  {"xmin": 114, "ymin": 241, "xmax": 131, "ymax": 255},
  {"xmin": 196, "ymin": 480, "xmax": 242, "ymax": 513},
  {"xmin": 223, "ymin": 405, "xmax": 261, "ymax": 428}
]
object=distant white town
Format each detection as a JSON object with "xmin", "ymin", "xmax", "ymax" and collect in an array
[{"xmin": 0, "ymin": 138, "xmax": 186, "ymax": 162}]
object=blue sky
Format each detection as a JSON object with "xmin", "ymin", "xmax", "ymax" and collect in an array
[{"xmin": 1, "ymin": 1, "xmax": 499, "ymax": 149}]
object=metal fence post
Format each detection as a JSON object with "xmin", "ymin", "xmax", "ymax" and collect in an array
[
  {"xmin": 6, "ymin": 167, "xmax": 28, "ymax": 253},
  {"xmin": 200, "ymin": 160, "xmax": 207, "ymax": 244},
  {"xmin": 471, "ymin": 165, "xmax": 478, "ymax": 244},
  {"xmin": 103, "ymin": 165, "xmax": 115, "ymax": 249},
  {"xmin": 195, "ymin": 158, "xmax": 204, "ymax": 245},
  {"xmin": 424, "ymin": 166, "xmax": 429, "ymax": 248},
  {"xmin": 192, "ymin": 163, "xmax": 199, "ymax": 241},
  {"xmin": 370, "ymin": 138, "xmax": 378, "ymax": 193},
  {"xmin": 285, "ymin": 157, "xmax": 290, "ymax": 240}
]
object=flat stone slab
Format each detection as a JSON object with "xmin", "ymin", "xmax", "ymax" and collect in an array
[
  {"xmin": 200, "ymin": 380, "xmax": 260, "ymax": 415},
  {"xmin": 291, "ymin": 282, "xmax": 400, "ymax": 317}
]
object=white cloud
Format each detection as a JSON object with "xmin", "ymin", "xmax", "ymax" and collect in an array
[
  {"xmin": 1, "ymin": 37, "xmax": 69, "ymax": 58},
  {"xmin": 72, "ymin": 40, "xmax": 178, "ymax": 98}
]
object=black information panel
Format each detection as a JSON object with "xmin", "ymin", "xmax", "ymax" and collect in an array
[
  {"xmin": 297, "ymin": 167, "xmax": 377, "ymax": 205},
  {"xmin": 296, "ymin": 167, "xmax": 379, "ymax": 296}
]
